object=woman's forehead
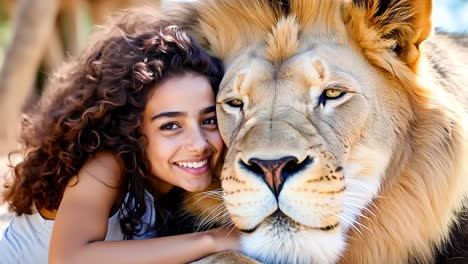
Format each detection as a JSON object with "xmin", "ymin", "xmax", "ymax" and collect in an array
[{"xmin": 145, "ymin": 74, "xmax": 215, "ymax": 116}]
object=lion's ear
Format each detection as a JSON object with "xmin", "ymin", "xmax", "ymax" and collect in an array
[{"xmin": 348, "ymin": 0, "xmax": 432, "ymax": 70}]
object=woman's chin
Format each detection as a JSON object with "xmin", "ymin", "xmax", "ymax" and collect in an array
[{"xmin": 185, "ymin": 178, "xmax": 212, "ymax": 192}]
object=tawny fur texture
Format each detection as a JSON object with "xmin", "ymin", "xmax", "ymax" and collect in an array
[{"xmin": 158, "ymin": 0, "xmax": 468, "ymax": 263}]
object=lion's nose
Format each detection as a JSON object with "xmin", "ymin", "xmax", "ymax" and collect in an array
[{"xmin": 240, "ymin": 156, "xmax": 313, "ymax": 197}]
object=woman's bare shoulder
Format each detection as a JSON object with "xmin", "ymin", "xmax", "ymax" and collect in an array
[{"xmin": 76, "ymin": 151, "xmax": 125, "ymax": 189}]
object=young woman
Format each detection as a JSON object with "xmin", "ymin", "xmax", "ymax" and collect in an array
[{"xmin": 0, "ymin": 18, "xmax": 239, "ymax": 264}]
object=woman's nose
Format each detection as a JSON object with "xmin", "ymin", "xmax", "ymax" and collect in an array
[{"xmin": 186, "ymin": 127, "xmax": 209, "ymax": 153}]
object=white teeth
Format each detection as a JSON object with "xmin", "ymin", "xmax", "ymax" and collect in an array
[{"xmin": 176, "ymin": 160, "xmax": 208, "ymax": 168}]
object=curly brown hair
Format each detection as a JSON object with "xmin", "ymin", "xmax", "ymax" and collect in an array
[{"xmin": 2, "ymin": 15, "xmax": 223, "ymax": 238}]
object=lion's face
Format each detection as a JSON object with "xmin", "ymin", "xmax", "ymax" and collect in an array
[{"xmin": 216, "ymin": 38, "xmax": 408, "ymax": 263}]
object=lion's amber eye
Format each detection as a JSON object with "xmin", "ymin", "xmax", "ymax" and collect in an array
[
  {"xmin": 318, "ymin": 88, "xmax": 346, "ymax": 107},
  {"xmin": 226, "ymin": 99, "xmax": 244, "ymax": 108},
  {"xmin": 324, "ymin": 89, "xmax": 343, "ymax": 98}
]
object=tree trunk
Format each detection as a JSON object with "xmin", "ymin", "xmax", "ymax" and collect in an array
[{"xmin": 0, "ymin": 0, "xmax": 60, "ymax": 154}]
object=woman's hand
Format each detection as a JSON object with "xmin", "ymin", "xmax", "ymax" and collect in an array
[{"xmin": 206, "ymin": 225, "xmax": 241, "ymax": 252}]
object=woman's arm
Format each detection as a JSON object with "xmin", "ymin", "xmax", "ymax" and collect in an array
[
  {"xmin": 52, "ymin": 228, "xmax": 238, "ymax": 264},
  {"xmin": 49, "ymin": 152, "xmax": 240, "ymax": 264}
]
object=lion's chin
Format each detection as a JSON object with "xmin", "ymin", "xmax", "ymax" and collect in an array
[
  {"xmin": 239, "ymin": 210, "xmax": 341, "ymax": 234},
  {"xmin": 239, "ymin": 215, "xmax": 346, "ymax": 264}
]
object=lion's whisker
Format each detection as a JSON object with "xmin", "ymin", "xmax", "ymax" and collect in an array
[
  {"xmin": 344, "ymin": 200, "xmax": 378, "ymax": 220},
  {"xmin": 192, "ymin": 194, "xmax": 223, "ymax": 204},
  {"xmin": 199, "ymin": 208, "xmax": 231, "ymax": 230},
  {"xmin": 195, "ymin": 203, "xmax": 228, "ymax": 231},
  {"xmin": 330, "ymin": 212, "xmax": 364, "ymax": 239},
  {"xmin": 345, "ymin": 179, "xmax": 386, "ymax": 199},
  {"xmin": 190, "ymin": 189, "xmax": 223, "ymax": 198},
  {"xmin": 193, "ymin": 203, "xmax": 225, "ymax": 227},
  {"xmin": 197, "ymin": 211, "xmax": 233, "ymax": 231},
  {"xmin": 343, "ymin": 197, "xmax": 378, "ymax": 217},
  {"xmin": 195, "ymin": 206, "xmax": 226, "ymax": 228}
]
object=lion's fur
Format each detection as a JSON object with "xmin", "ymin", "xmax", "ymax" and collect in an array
[{"xmin": 158, "ymin": 0, "xmax": 468, "ymax": 263}]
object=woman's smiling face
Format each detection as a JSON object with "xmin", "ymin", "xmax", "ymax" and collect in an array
[{"xmin": 142, "ymin": 72, "xmax": 224, "ymax": 195}]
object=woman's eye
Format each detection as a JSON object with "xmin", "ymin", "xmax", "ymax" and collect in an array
[
  {"xmin": 160, "ymin": 123, "xmax": 180, "ymax": 130},
  {"xmin": 202, "ymin": 117, "xmax": 218, "ymax": 126}
]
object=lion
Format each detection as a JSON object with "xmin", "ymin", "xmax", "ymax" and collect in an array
[
  {"xmin": 135, "ymin": 0, "xmax": 468, "ymax": 263},
  {"xmin": 161, "ymin": 0, "xmax": 468, "ymax": 263}
]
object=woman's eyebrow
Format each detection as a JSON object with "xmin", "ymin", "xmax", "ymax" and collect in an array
[
  {"xmin": 151, "ymin": 105, "xmax": 216, "ymax": 121},
  {"xmin": 151, "ymin": 111, "xmax": 186, "ymax": 121}
]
